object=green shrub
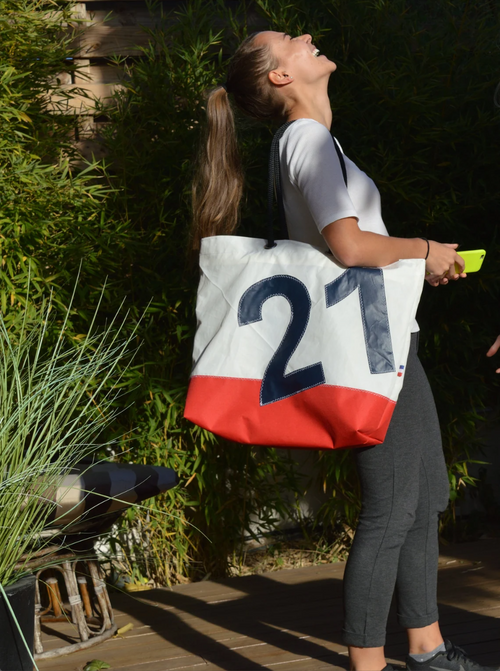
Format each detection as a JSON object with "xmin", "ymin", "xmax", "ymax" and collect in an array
[{"xmin": 0, "ymin": 0, "xmax": 127, "ymax": 317}]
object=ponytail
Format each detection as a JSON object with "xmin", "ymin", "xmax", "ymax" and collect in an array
[
  {"xmin": 191, "ymin": 34, "xmax": 287, "ymax": 252},
  {"xmin": 191, "ymin": 86, "xmax": 243, "ymax": 252}
]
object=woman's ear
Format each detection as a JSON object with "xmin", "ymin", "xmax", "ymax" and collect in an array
[{"xmin": 268, "ymin": 70, "xmax": 294, "ymax": 87}]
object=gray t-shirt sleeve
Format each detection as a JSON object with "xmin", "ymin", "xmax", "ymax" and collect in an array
[{"xmin": 285, "ymin": 121, "xmax": 359, "ymax": 234}]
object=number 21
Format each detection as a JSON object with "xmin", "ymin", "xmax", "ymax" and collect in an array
[{"xmin": 238, "ymin": 268, "xmax": 395, "ymax": 406}]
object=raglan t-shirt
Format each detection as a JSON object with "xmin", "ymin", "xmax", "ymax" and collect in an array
[{"xmin": 279, "ymin": 118, "xmax": 418, "ymax": 332}]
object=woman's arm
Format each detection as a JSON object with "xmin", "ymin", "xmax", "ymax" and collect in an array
[{"xmin": 322, "ymin": 217, "xmax": 465, "ymax": 285}]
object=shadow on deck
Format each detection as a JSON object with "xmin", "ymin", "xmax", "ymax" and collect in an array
[{"xmin": 38, "ymin": 538, "xmax": 500, "ymax": 671}]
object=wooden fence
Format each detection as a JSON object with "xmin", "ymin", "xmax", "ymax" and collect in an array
[{"xmin": 63, "ymin": 0, "xmax": 184, "ymax": 160}]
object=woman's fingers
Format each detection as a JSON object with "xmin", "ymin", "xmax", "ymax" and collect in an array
[
  {"xmin": 486, "ymin": 335, "xmax": 500, "ymax": 358},
  {"xmin": 487, "ymin": 335, "xmax": 500, "ymax": 374},
  {"xmin": 426, "ymin": 241, "xmax": 465, "ymax": 280},
  {"xmin": 425, "ymin": 274, "xmax": 441, "ymax": 287}
]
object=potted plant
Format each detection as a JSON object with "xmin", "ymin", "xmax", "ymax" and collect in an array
[{"xmin": 0, "ymin": 291, "xmax": 136, "ymax": 671}]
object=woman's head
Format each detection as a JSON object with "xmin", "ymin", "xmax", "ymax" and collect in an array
[
  {"xmin": 257, "ymin": 32, "xmax": 336, "ymax": 93},
  {"xmin": 226, "ymin": 31, "xmax": 336, "ymax": 122},
  {"xmin": 192, "ymin": 31, "xmax": 335, "ymax": 251}
]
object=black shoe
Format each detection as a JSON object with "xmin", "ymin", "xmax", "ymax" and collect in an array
[{"xmin": 406, "ymin": 639, "xmax": 497, "ymax": 671}]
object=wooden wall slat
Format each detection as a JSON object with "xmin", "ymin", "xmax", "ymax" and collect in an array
[
  {"xmin": 49, "ymin": 83, "xmax": 125, "ymax": 113},
  {"xmin": 72, "ymin": 25, "xmax": 140, "ymax": 58},
  {"xmin": 49, "ymin": 72, "xmax": 73, "ymax": 86},
  {"xmin": 75, "ymin": 138, "xmax": 108, "ymax": 161},
  {"xmin": 79, "ymin": 8, "xmax": 166, "ymax": 28},
  {"xmin": 75, "ymin": 63, "xmax": 126, "ymax": 85},
  {"xmin": 73, "ymin": 24, "xmax": 155, "ymax": 57}
]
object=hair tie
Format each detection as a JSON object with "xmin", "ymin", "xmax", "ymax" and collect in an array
[
  {"xmin": 419, "ymin": 237, "xmax": 430, "ymax": 260},
  {"xmin": 221, "ymin": 82, "xmax": 230, "ymax": 93}
]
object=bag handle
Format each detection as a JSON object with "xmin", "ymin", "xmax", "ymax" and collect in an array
[{"xmin": 266, "ymin": 121, "xmax": 348, "ymax": 249}]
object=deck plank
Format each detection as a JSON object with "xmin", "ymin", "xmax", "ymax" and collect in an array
[{"xmin": 37, "ymin": 538, "xmax": 500, "ymax": 671}]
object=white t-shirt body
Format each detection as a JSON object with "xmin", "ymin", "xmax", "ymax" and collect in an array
[{"xmin": 279, "ymin": 118, "xmax": 418, "ymax": 332}]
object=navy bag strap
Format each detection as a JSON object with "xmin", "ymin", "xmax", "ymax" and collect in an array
[
  {"xmin": 267, "ymin": 121, "xmax": 348, "ymax": 249},
  {"xmin": 332, "ymin": 136, "xmax": 348, "ymax": 189}
]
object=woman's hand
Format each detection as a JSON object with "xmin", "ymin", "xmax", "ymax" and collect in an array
[
  {"xmin": 425, "ymin": 242, "xmax": 466, "ymax": 287},
  {"xmin": 487, "ymin": 336, "xmax": 500, "ymax": 373}
]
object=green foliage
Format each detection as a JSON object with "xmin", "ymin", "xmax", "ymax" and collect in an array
[
  {"xmin": 0, "ymin": 0, "xmax": 77, "ymax": 154},
  {"xmin": 0, "ymin": 0, "xmax": 122, "ymax": 316},
  {"xmin": 83, "ymin": 660, "xmax": 111, "ymax": 671},
  {"xmin": 2, "ymin": 0, "xmax": 500, "ymax": 587},
  {"xmin": 0, "ymin": 290, "xmax": 137, "ymax": 587}
]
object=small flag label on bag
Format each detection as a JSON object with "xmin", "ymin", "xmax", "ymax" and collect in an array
[{"xmin": 397, "ymin": 365, "xmax": 405, "ymax": 377}]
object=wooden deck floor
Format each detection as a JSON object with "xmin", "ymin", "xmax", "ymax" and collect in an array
[{"xmin": 37, "ymin": 538, "xmax": 500, "ymax": 671}]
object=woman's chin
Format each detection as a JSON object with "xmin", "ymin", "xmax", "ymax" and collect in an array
[
  {"xmin": 319, "ymin": 55, "xmax": 337, "ymax": 71},
  {"xmin": 323, "ymin": 59, "xmax": 337, "ymax": 73}
]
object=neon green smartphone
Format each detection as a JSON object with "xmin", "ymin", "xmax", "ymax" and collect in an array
[{"xmin": 456, "ymin": 249, "xmax": 486, "ymax": 273}]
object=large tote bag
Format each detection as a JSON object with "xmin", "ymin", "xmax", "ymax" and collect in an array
[
  {"xmin": 184, "ymin": 123, "xmax": 425, "ymax": 449},
  {"xmin": 184, "ymin": 238, "xmax": 424, "ymax": 449}
]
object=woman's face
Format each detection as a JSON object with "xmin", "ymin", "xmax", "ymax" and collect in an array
[{"xmin": 254, "ymin": 31, "xmax": 337, "ymax": 86}]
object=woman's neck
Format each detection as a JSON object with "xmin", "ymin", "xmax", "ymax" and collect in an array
[{"xmin": 286, "ymin": 88, "xmax": 333, "ymax": 130}]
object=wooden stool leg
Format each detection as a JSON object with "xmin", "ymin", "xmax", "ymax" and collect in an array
[
  {"xmin": 87, "ymin": 560, "xmax": 113, "ymax": 629},
  {"xmin": 34, "ymin": 579, "xmax": 44, "ymax": 655},
  {"xmin": 77, "ymin": 575, "xmax": 93, "ymax": 619},
  {"xmin": 62, "ymin": 561, "xmax": 89, "ymax": 642},
  {"xmin": 46, "ymin": 576, "xmax": 63, "ymax": 618},
  {"xmin": 102, "ymin": 573, "xmax": 113, "ymax": 618}
]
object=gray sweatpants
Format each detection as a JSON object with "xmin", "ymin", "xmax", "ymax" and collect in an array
[{"xmin": 342, "ymin": 333, "xmax": 450, "ymax": 648}]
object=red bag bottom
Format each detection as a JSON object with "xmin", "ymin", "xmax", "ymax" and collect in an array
[{"xmin": 184, "ymin": 376, "xmax": 395, "ymax": 450}]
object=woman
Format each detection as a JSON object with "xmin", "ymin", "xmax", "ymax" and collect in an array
[{"xmin": 192, "ymin": 32, "xmax": 492, "ymax": 671}]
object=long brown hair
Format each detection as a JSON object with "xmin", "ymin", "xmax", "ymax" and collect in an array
[{"xmin": 191, "ymin": 33, "xmax": 287, "ymax": 251}]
